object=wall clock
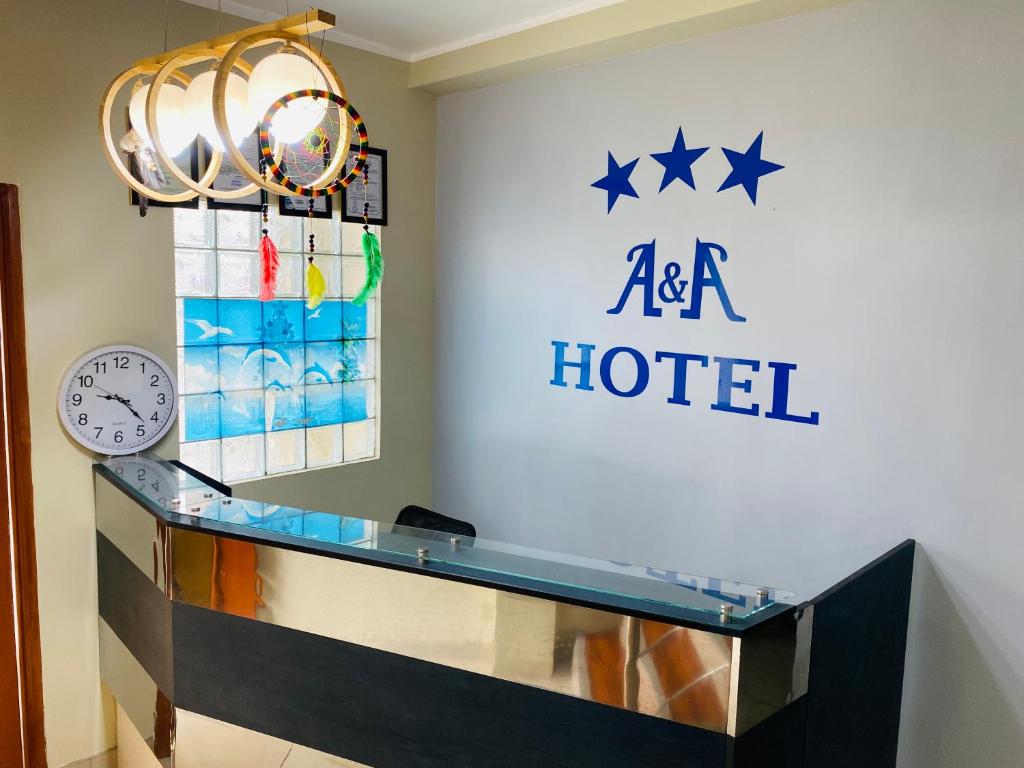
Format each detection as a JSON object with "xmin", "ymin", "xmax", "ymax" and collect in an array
[{"xmin": 58, "ymin": 345, "xmax": 177, "ymax": 456}]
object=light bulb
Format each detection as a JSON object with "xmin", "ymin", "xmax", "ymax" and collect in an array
[
  {"xmin": 185, "ymin": 70, "xmax": 253, "ymax": 151},
  {"xmin": 248, "ymin": 49, "xmax": 327, "ymax": 143},
  {"xmin": 129, "ymin": 83, "xmax": 197, "ymax": 157}
]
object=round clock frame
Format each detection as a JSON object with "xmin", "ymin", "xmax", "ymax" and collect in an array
[{"xmin": 57, "ymin": 345, "xmax": 178, "ymax": 456}]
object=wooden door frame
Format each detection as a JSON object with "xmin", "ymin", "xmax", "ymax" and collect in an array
[{"xmin": 0, "ymin": 184, "xmax": 46, "ymax": 767}]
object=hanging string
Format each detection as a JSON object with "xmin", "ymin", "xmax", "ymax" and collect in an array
[
  {"xmin": 304, "ymin": 9, "xmax": 319, "ymax": 100},
  {"xmin": 355, "ymin": 167, "xmax": 384, "ymax": 306},
  {"xmin": 163, "ymin": 0, "xmax": 170, "ymax": 51}
]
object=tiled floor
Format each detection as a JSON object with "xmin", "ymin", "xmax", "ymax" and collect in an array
[{"xmin": 61, "ymin": 748, "xmax": 117, "ymax": 768}]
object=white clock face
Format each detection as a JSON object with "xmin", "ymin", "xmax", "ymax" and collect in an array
[{"xmin": 58, "ymin": 345, "xmax": 178, "ymax": 456}]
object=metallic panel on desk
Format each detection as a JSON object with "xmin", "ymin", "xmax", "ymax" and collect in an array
[
  {"xmin": 168, "ymin": 529, "xmax": 737, "ymax": 732},
  {"xmin": 95, "ymin": 474, "xmax": 171, "ymax": 594},
  {"xmin": 729, "ymin": 605, "xmax": 813, "ymax": 736},
  {"xmin": 94, "ymin": 466, "xmax": 806, "ymax": 740}
]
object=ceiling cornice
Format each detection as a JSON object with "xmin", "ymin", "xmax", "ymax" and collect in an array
[
  {"xmin": 410, "ymin": 0, "xmax": 852, "ymax": 94},
  {"xmin": 181, "ymin": 0, "xmax": 415, "ymax": 61}
]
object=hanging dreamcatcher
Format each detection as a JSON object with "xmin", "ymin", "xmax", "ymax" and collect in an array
[{"xmin": 256, "ymin": 88, "xmax": 382, "ymax": 309}]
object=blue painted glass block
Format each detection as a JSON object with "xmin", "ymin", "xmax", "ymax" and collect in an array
[
  {"xmin": 266, "ymin": 385, "xmax": 305, "ymax": 431},
  {"xmin": 306, "ymin": 383, "xmax": 344, "ymax": 427},
  {"xmin": 338, "ymin": 516, "xmax": 371, "ymax": 544},
  {"xmin": 304, "ymin": 342, "xmax": 345, "ymax": 384},
  {"xmin": 217, "ymin": 499, "xmax": 263, "ymax": 526},
  {"xmin": 341, "ymin": 301, "xmax": 368, "ymax": 340},
  {"xmin": 220, "ymin": 389, "xmax": 265, "ymax": 437},
  {"xmin": 181, "ymin": 299, "xmax": 220, "ymax": 346},
  {"xmin": 182, "ymin": 346, "xmax": 219, "ymax": 394},
  {"xmin": 263, "ymin": 343, "xmax": 304, "ymax": 388},
  {"xmin": 262, "ymin": 299, "xmax": 304, "ymax": 343},
  {"xmin": 219, "ymin": 345, "xmax": 263, "ymax": 391},
  {"xmin": 304, "ymin": 300, "xmax": 343, "ymax": 341},
  {"xmin": 260, "ymin": 507, "xmax": 307, "ymax": 535},
  {"xmin": 300, "ymin": 512, "xmax": 343, "ymax": 542},
  {"xmin": 182, "ymin": 393, "xmax": 221, "ymax": 442},
  {"xmin": 217, "ymin": 299, "xmax": 263, "ymax": 344},
  {"xmin": 341, "ymin": 340, "xmax": 370, "ymax": 381},
  {"xmin": 342, "ymin": 379, "xmax": 369, "ymax": 423}
]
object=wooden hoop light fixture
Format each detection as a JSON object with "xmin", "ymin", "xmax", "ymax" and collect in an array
[{"xmin": 98, "ymin": 9, "xmax": 366, "ymax": 203}]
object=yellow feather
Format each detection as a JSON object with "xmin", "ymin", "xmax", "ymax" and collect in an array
[{"xmin": 305, "ymin": 259, "xmax": 326, "ymax": 310}]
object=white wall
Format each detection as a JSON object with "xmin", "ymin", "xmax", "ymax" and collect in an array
[
  {"xmin": 434, "ymin": 1, "xmax": 1024, "ymax": 765},
  {"xmin": 0, "ymin": 1, "xmax": 435, "ymax": 763}
]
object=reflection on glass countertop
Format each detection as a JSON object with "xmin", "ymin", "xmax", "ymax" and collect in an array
[{"xmin": 96, "ymin": 454, "xmax": 796, "ymax": 632}]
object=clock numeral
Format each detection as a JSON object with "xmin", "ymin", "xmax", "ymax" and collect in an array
[
  {"xmin": 77, "ymin": 375, "xmax": 94, "ymax": 388},
  {"xmin": 137, "ymin": 425, "xmax": 146, "ymax": 438},
  {"xmin": 136, "ymin": 469, "xmax": 146, "ymax": 482},
  {"xmin": 71, "ymin": 394, "xmax": 82, "ymax": 406},
  {"xmin": 150, "ymin": 374, "xmax": 160, "ymax": 387},
  {"xmin": 157, "ymin": 392, "xmax": 166, "ymax": 405},
  {"xmin": 78, "ymin": 413, "xmax": 88, "ymax": 426},
  {"xmin": 94, "ymin": 427, "xmax": 103, "ymax": 438},
  {"xmin": 114, "ymin": 356, "xmax": 129, "ymax": 369},
  {"xmin": 94, "ymin": 361, "xmax": 107, "ymax": 374},
  {"xmin": 150, "ymin": 412, "xmax": 159, "ymax": 423},
  {"xmin": 114, "ymin": 431, "xmax": 124, "ymax": 444},
  {"xmin": 140, "ymin": 361, "xmax": 146, "ymax": 373}
]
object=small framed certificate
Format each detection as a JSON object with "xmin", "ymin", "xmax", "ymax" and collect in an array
[
  {"xmin": 126, "ymin": 109, "xmax": 200, "ymax": 210},
  {"xmin": 341, "ymin": 146, "xmax": 388, "ymax": 227},
  {"xmin": 205, "ymin": 132, "xmax": 262, "ymax": 211},
  {"xmin": 279, "ymin": 193, "xmax": 333, "ymax": 219}
]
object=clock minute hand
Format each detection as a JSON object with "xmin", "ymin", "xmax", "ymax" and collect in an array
[{"xmin": 95, "ymin": 388, "xmax": 144, "ymax": 422}]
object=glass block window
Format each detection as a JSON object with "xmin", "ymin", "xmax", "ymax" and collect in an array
[{"xmin": 173, "ymin": 205, "xmax": 379, "ymax": 483}]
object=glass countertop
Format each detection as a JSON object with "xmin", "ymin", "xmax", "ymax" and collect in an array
[{"xmin": 96, "ymin": 455, "xmax": 795, "ymax": 632}]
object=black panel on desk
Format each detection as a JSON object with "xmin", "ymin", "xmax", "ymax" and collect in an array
[
  {"xmin": 173, "ymin": 602, "xmax": 728, "ymax": 768},
  {"xmin": 97, "ymin": 532, "xmax": 174, "ymax": 696},
  {"xmin": 803, "ymin": 540, "xmax": 915, "ymax": 768},
  {"xmin": 731, "ymin": 697, "xmax": 807, "ymax": 768}
]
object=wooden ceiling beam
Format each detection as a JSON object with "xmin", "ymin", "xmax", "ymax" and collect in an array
[{"xmin": 134, "ymin": 7, "xmax": 336, "ymax": 66}]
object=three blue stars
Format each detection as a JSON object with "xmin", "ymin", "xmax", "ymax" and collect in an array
[
  {"xmin": 591, "ymin": 152, "xmax": 640, "ymax": 213},
  {"xmin": 718, "ymin": 131, "xmax": 785, "ymax": 205},
  {"xmin": 591, "ymin": 128, "xmax": 784, "ymax": 212},
  {"xmin": 651, "ymin": 128, "xmax": 707, "ymax": 192}
]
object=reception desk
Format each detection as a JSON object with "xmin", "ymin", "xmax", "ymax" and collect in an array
[{"xmin": 94, "ymin": 455, "xmax": 914, "ymax": 768}]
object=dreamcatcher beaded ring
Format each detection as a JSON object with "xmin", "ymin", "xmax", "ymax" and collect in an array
[{"xmin": 257, "ymin": 88, "xmax": 381, "ymax": 309}]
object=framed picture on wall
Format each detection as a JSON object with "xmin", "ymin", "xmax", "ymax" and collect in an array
[
  {"xmin": 204, "ymin": 132, "xmax": 263, "ymax": 211},
  {"xmin": 279, "ymin": 193, "xmax": 333, "ymax": 218},
  {"xmin": 341, "ymin": 146, "xmax": 387, "ymax": 227},
  {"xmin": 125, "ymin": 108, "xmax": 200, "ymax": 210}
]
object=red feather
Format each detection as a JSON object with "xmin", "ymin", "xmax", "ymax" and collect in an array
[{"xmin": 259, "ymin": 233, "xmax": 279, "ymax": 301}]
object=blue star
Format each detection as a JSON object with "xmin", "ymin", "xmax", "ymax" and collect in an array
[
  {"xmin": 651, "ymin": 128, "xmax": 708, "ymax": 192},
  {"xmin": 718, "ymin": 132, "xmax": 784, "ymax": 205},
  {"xmin": 591, "ymin": 151, "xmax": 640, "ymax": 213}
]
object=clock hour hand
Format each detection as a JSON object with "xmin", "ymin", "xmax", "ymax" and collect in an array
[{"xmin": 95, "ymin": 388, "xmax": 144, "ymax": 422}]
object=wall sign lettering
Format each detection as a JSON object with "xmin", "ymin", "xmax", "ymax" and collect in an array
[{"xmin": 552, "ymin": 127, "xmax": 819, "ymax": 426}]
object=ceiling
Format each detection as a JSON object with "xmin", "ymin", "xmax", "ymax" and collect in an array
[{"xmin": 183, "ymin": 0, "xmax": 626, "ymax": 61}]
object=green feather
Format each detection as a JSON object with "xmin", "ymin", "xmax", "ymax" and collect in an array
[{"xmin": 354, "ymin": 230, "xmax": 384, "ymax": 306}]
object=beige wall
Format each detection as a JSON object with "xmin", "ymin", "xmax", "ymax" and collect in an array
[{"xmin": 0, "ymin": 1, "xmax": 436, "ymax": 764}]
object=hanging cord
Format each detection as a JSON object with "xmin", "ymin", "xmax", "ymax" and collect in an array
[
  {"xmin": 304, "ymin": 9, "xmax": 319, "ymax": 102},
  {"xmin": 308, "ymin": 198, "xmax": 316, "ymax": 253},
  {"xmin": 362, "ymin": 172, "xmax": 370, "ymax": 233},
  {"xmin": 163, "ymin": 0, "xmax": 170, "ymax": 51}
]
